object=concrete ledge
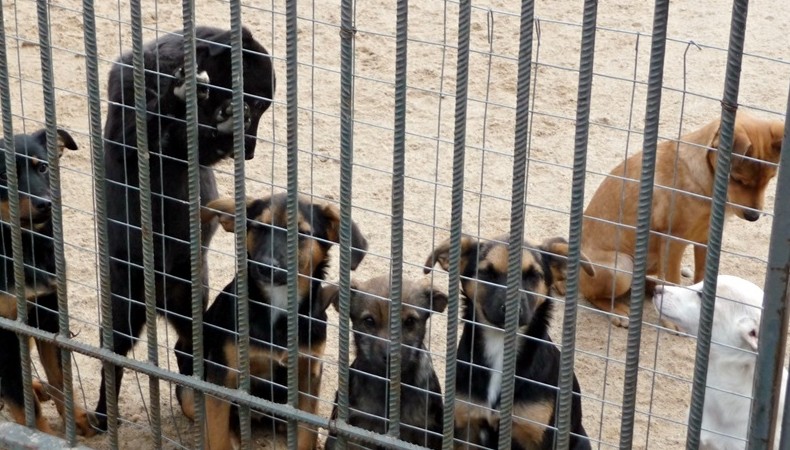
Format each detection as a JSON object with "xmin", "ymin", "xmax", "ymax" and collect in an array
[{"xmin": 0, "ymin": 422, "xmax": 92, "ymax": 450}]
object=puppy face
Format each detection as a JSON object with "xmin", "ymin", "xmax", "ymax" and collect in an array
[
  {"xmin": 0, "ymin": 129, "xmax": 77, "ymax": 229},
  {"xmin": 424, "ymin": 235, "xmax": 594, "ymax": 329},
  {"xmin": 653, "ymin": 275, "xmax": 764, "ymax": 352},
  {"xmin": 707, "ymin": 114, "xmax": 784, "ymax": 222},
  {"xmin": 339, "ymin": 276, "xmax": 447, "ymax": 372},
  {"xmin": 203, "ymin": 193, "xmax": 367, "ymax": 297},
  {"xmin": 193, "ymin": 27, "xmax": 275, "ymax": 161}
]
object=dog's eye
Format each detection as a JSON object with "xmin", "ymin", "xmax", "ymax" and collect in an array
[
  {"xmin": 403, "ymin": 316, "xmax": 417, "ymax": 329},
  {"xmin": 37, "ymin": 163, "xmax": 48, "ymax": 174},
  {"xmin": 363, "ymin": 316, "xmax": 376, "ymax": 328},
  {"xmin": 0, "ymin": 172, "xmax": 6, "ymax": 182}
]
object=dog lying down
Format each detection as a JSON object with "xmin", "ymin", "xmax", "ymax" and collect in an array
[{"xmin": 654, "ymin": 275, "xmax": 787, "ymax": 450}]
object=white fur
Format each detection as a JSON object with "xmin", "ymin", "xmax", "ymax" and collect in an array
[
  {"xmin": 261, "ymin": 284, "xmax": 289, "ymax": 328},
  {"xmin": 482, "ymin": 327, "xmax": 505, "ymax": 407},
  {"xmin": 654, "ymin": 275, "xmax": 787, "ymax": 450}
]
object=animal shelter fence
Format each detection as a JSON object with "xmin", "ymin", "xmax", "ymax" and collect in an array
[{"xmin": 0, "ymin": 0, "xmax": 787, "ymax": 449}]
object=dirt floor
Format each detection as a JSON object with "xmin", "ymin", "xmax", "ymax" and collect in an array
[{"xmin": 1, "ymin": 0, "xmax": 789, "ymax": 448}]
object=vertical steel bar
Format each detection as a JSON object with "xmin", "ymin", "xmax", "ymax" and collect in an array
[
  {"xmin": 336, "ymin": 0, "xmax": 356, "ymax": 448},
  {"xmin": 80, "ymin": 0, "xmax": 115, "ymax": 445},
  {"xmin": 440, "ymin": 0, "xmax": 472, "ymax": 448},
  {"xmin": 387, "ymin": 0, "xmax": 408, "ymax": 440},
  {"xmin": 619, "ymin": 0, "xmax": 670, "ymax": 447},
  {"xmin": 34, "ymin": 0, "xmax": 79, "ymax": 443},
  {"xmin": 556, "ymin": 0, "xmax": 598, "ymax": 447},
  {"xmin": 753, "ymin": 88, "xmax": 790, "ymax": 450},
  {"xmin": 686, "ymin": 1, "xmax": 750, "ymax": 448},
  {"xmin": 284, "ymin": 0, "xmax": 300, "ymax": 447},
  {"xmin": 497, "ymin": 1, "xmax": 535, "ymax": 449},
  {"xmin": 128, "ymin": 0, "xmax": 162, "ymax": 446},
  {"xmin": 180, "ymin": 1, "xmax": 206, "ymax": 447},
  {"xmin": 0, "ymin": 2, "xmax": 34, "ymax": 430},
  {"xmin": 227, "ymin": 1, "xmax": 253, "ymax": 448}
]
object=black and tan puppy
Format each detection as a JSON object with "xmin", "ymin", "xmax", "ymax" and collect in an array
[
  {"xmin": 0, "ymin": 128, "xmax": 94, "ymax": 436},
  {"xmin": 194, "ymin": 192, "xmax": 368, "ymax": 450},
  {"xmin": 324, "ymin": 276, "xmax": 447, "ymax": 450},
  {"xmin": 94, "ymin": 27, "xmax": 275, "ymax": 429},
  {"xmin": 425, "ymin": 235, "xmax": 593, "ymax": 450}
]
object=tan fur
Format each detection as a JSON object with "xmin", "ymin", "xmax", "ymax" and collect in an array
[
  {"xmin": 454, "ymin": 399, "xmax": 498, "ymax": 450},
  {"xmin": 511, "ymin": 401, "xmax": 554, "ymax": 449},
  {"xmin": 580, "ymin": 112, "xmax": 784, "ymax": 327}
]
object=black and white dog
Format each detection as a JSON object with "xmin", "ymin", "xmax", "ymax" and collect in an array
[{"xmin": 93, "ymin": 26, "xmax": 275, "ymax": 430}]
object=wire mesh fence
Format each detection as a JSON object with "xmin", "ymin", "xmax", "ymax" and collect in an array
[{"xmin": 0, "ymin": 0, "xmax": 787, "ymax": 449}]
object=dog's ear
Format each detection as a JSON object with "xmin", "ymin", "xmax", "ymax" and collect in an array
[
  {"xmin": 202, "ymin": 198, "xmax": 258, "ymax": 232},
  {"xmin": 320, "ymin": 203, "xmax": 368, "ymax": 270},
  {"xmin": 539, "ymin": 237, "xmax": 595, "ymax": 279},
  {"xmin": 739, "ymin": 317, "xmax": 760, "ymax": 351},
  {"xmin": 32, "ymin": 128, "xmax": 79, "ymax": 157},
  {"xmin": 770, "ymin": 120, "xmax": 785, "ymax": 155},
  {"xmin": 321, "ymin": 280, "xmax": 359, "ymax": 312},
  {"xmin": 423, "ymin": 236, "xmax": 477, "ymax": 274},
  {"xmin": 709, "ymin": 119, "xmax": 754, "ymax": 157},
  {"xmin": 425, "ymin": 287, "xmax": 448, "ymax": 313}
]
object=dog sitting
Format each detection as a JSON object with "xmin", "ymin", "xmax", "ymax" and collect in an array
[
  {"xmin": 0, "ymin": 128, "xmax": 94, "ymax": 436},
  {"xmin": 653, "ymin": 275, "xmax": 786, "ymax": 450},
  {"xmin": 579, "ymin": 112, "xmax": 784, "ymax": 327},
  {"xmin": 94, "ymin": 26, "xmax": 275, "ymax": 430},
  {"xmin": 425, "ymin": 235, "xmax": 594, "ymax": 449},
  {"xmin": 193, "ymin": 192, "xmax": 368, "ymax": 450},
  {"xmin": 323, "ymin": 275, "xmax": 447, "ymax": 450}
]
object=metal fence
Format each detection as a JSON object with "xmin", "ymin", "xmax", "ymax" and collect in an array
[{"xmin": 0, "ymin": 0, "xmax": 787, "ymax": 449}]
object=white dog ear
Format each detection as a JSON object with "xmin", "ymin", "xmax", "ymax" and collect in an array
[{"xmin": 739, "ymin": 318, "xmax": 759, "ymax": 351}]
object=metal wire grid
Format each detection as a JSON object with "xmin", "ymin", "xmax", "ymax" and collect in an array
[{"xmin": 0, "ymin": 0, "xmax": 786, "ymax": 449}]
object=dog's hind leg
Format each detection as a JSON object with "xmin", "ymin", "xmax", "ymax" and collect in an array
[
  {"xmin": 0, "ymin": 328, "xmax": 53, "ymax": 434},
  {"xmin": 296, "ymin": 355, "xmax": 322, "ymax": 450},
  {"xmin": 92, "ymin": 281, "xmax": 147, "ymax": 432},
  {"xmin": 693, "ymin": 244, "xmax": 708, "ymax": 283},
  {"xmin": 580, "ymin": 251, "xmax": 633, "ymax": 327}
]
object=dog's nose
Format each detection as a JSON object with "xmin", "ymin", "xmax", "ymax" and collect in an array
[
  {"xmin": 653, "ymin": 285, "xmax": 664, "ymax": 295},
  {"xmin": 743, "ymin": 209, "xmax": 761, "ymax": 222},
  {"xmin": 33, "ymin": 198, "xmax": 52, "ymax": 213}
]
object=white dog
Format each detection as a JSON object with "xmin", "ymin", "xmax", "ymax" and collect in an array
[{"xmin": 653, "ymin": 275, "xmax": 787, "ymax": 450}]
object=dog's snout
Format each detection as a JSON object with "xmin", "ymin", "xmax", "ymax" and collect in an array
[
  {"xmin": 32, "ymin": 197, "xmax": 52, "ymax": 213},
  {"xmin": 742, "ymin": 209, "xmax": 761, "ymax": 222}
]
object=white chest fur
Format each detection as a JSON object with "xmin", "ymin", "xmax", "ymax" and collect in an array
[
  {"xmin": 261, "ymin": 284, "xmax": 290, "ymax": 327},
  {"xmin": 482, "ymin": 328, "xmax": 505, "ymax": 406}
]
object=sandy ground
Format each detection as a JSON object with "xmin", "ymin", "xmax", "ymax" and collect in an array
[{"xmin": 1, "ymin": 0, "xmax": 789, "ymax": 448}]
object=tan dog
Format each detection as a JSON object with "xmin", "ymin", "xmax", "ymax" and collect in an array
[{"xmin": 580, "ymin": 112, "xmax": 784, "ymax": 327}]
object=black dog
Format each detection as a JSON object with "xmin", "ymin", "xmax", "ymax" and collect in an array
[
  {"xmin": 0, "ymin": 128, "xmax": 94, "ymax": 436},
  {"xmin": 94, "ymin": 26, "xmax": 275, "ymax": 430},
  {"xmin": 425, "ymin": 235, "xmax": 594, "ymax": 449},
  {"xmin": 324, "ymin": 275, "xmax": 447, "ymax": 450},
  {"xmin": 194, "ymin": 193, "xmax": 368, "ymax": 450}
]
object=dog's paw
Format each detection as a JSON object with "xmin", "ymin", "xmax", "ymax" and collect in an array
[
  {"xmin": 173, "ymin": 67, "xmax": 210, "ymax": 101},
  {"xmin": 215, "ymin": 101, "xmax": 251, "ymax": 135},
  {"xmin": 74, "ymin": 407, "xmax": 98, "ymax": 437},
  {"xmin": 32, "ymin": 379, "xmax": 52, "ymax": 403},
  {"xmin": 681, "ymin": 266, "xmax": 694, "ymax": 279},
  {"xmin": 176, "ymin": 385, "xmax": 196, "ymax": 422},
  {"xmin": 553, "ymin": 281, "xmax": 567, "ymax": 297},
  {"xmin": 659, "ymin": 317, "xmax": 682, "ymax": 334},
  {"xmin": 610, "ymin": 314, "xmax": 630, "ymax": 328},
  {"xmin": 87, "ymin": 410, "xmax": 108, "ymax": 434}
]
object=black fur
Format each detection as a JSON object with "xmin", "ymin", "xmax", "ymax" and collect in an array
[
  {"xmin": 94, "ymin": 26, "xmax": 275, "ymax": 430},
  {"xmin": 0, "ymin": 128, "xmax": 83, "ymax": 432}
]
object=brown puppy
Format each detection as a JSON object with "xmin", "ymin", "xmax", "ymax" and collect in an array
[
  {"xmin": 324, "ymin": 276, "xmax": 447, "ymax": 450},
  {"xmin": 580, "ymin": 112, "xmax": 784, "ymax": 327},
  {"xmin": 425, "ymin": 235, "xmax": 595, "ymax": 449}
]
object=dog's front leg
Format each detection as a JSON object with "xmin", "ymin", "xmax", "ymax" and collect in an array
[
  {"xmin": 296, "ymin": 354, "xmax": 322, "ymax": 450},
  {"xmin": 693, "ymin": 244, "xmax": 707, "ymax": 283}
]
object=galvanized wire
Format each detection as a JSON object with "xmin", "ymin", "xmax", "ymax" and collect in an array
[
  {"xmin": 227, "ymin": 2, "xmax": 254, "ymax": 448},
  {"xmin": 686, "ymin": 1, "xmax": 750, "ymax": 448},
  {"xmin": 441, "ymin": 0, "xmax": 472, "ymax": 448},
  {"xmin": 128, "ymin": 0, "xmax": 162, "ymax": 446},
  {"xmin": 34, "ymin": 0, "xmax": 79, "ymax": 443},
  {"xmin": 556, "ymin": 0, "xmax": 597, "ymax": 447},
  {"xmin": 497, "ymin": 0, "xmax": 535, "ymax": 448},
  {"xmin": 80, "ymin": 0, "xmax": 116, "ymax": 444},
  {"xmin": 284, "ymin": 0, "xmax": 300, "ymax": 447},
  {"xmin": 180, "ymin": 3, "xmax": 206, "ymax": 448},
  {"xmin": 0, "ymin": 2, "xmax": 35, "ymax": 430},
  {"xmin": 0, "ymin": 316, "xmax": 424, "ymax": 450},
  {"xmin": 387, "ymin": 0, "xmax": 409, "ymax": 440},
  {"xmin": 748, "ymin": 41, "xmax": 790, "ymax": 450},
  {"xmin": 336, "ymin": 0, "xmax": 356, "ymax": 448},
  {"xmin": 619, "ymin": 0, "xmax": 670, "ymax": 447}
]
